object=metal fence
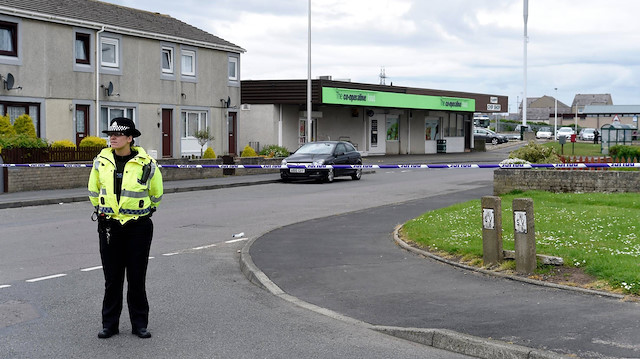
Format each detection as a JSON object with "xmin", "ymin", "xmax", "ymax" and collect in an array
[{"xmin": 0, "ymin": 146, "xmax": 104, "ymax": 164}]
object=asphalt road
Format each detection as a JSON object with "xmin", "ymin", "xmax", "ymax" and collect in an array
[{"xmin": 0, "ymin": 167, "xmax": 495, "ymax": 358}]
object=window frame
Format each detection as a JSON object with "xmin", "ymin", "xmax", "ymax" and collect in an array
[
  {"xmin": 161, "ymin": 46, "xmax": 174, "ymax": 74},
  {"xmin": 180, "ymin": 110, "xmax": 208, "ymax": 138},
  {"xmin": 100, "ymin": 36, "xmax": 119, "ymax": 68},
  {"xmin": 99, "ymin": 106, "xmax": 135, "ymax": 138},
  {"xmin": 228, "ymin": 56, "xmax": 238, "ymax": 81},
  {"xmin": 75, "ymin": 32, "xmax": 91, "ymax": 65},
  {"xmin": 181, "ymin": 49, "xmax": 196, "ymax": 77},
  {"xmin": 0, "ymin": 20, "xmax": 18, "ymax": 57},
  {"xmin": 0, "ymin": 101, "xmax": 41, "ymax": 137}
]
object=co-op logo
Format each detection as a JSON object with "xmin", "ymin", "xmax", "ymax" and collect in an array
[
  {"xmin": 441, "ymin": 98, "xmax": 467, "ymax": 108},
  {"xmin": 336, "ymin": 90, "xmax": 374, "ymax": 103}
]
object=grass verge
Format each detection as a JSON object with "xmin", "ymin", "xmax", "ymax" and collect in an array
[{"xmin": 401, "ymin": 190, "xmax": 640, "ymax": 296}]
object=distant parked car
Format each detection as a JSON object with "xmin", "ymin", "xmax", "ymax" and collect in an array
[
  {"xmin": 474, "ymin": 128, "xmax": 508, "ymax": 145},
  {"xmin": 579, "ymin": 128, "xmax": 596, "ymax": 141},
  {"xmin": 556, "ymin": 127, "xmax": 575, "ymax": 140},
  {"xmin": 515, "ymin": 124, "xmax": 533, "ymax": 133},
  {"xmin": 536, "ymin": 127, "xmax": 553, "ymax": 139},
  {"xmin": 280, "ymin": 141, "xmax": 362, "ymax": 183}
]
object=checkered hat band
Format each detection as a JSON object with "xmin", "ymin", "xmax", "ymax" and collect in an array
[{"xmin": 107, "ymin": 124, "xmax": 130, "ymax": 132}]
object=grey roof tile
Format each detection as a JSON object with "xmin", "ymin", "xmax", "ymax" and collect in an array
[{"xmin": 0, "ymin": 0, "xmax": 243, "ymax": 51}]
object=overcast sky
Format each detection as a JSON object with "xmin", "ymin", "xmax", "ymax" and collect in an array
[{"xmin": 104, "ymin": 0, "xmax": 639, "ymax": 112}]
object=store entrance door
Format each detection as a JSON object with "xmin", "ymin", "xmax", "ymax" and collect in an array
[{"xmin": 368, "ymin": 114, "xmax": 386, "ymax": 155}]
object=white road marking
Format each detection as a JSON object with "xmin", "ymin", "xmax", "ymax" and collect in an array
[
  {"xmin": 148, "ymin": 256, "xmax": 155, "ymax": 259},
  {"xmin": 81, "ymin": 266, "xmax": 103, "ymax": 272},
  {"xmin": 162, "ymin": 252, "xmax": 180, "ymax": 256},
  {"xmin": 0, "ymin": 285, "xmax": 11, "ymax": 289},
  {"xmin": 192, "ymin": 244, "xmax": 217, "ymax": 250},
  {"xmin": 26, "ymin": 274, "xmax": 67, "ymax": 283},
  {"xmin": 225, "ymin": 238, "xmax": 248, "ymax": 244}
]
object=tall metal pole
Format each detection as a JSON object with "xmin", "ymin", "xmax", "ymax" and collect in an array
[
  {"xmin": 522, "ymin": 0, "xmax": 528, "ymax": 126},
  {"xmin": 306, "ymin": 0, "xmax": 312, "ymax": 144},
  {"xmin": 554, "ymin": 87, "xmax": 558, "ymax": 140}
]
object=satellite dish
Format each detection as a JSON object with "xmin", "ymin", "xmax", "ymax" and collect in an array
[
  {"xmin": 226, "ymin": 96, "xmax": 231, "ymax": 108},
  {"xmin": 107, "ymin": 81, "xmax": 114, "ymax": 96},
  {"xmin": 5, "ymin": 73, "xmax": 14, "ymax": 90}
]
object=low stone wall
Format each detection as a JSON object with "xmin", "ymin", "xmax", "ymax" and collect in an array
[
  {"xmin": 2, "ymin": 157, "xmax": 283, "ymax": 193},
  {"xmin": 494, "ymin": 169, "xmax": 640, "ymax": 195}
]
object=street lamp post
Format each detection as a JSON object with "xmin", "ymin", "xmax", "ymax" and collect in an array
[
  {"xmin": 554, "ymin": 88, "xmax": 558, "ymax": 140},
  {"xmin": 306, "ymin": 0, "xmax": 312, "ymax": 144}
]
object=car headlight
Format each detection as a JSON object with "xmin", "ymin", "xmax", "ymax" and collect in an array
[{"xmin": 313, "ymin": 159, "xmax": 325, "ymax": 166}]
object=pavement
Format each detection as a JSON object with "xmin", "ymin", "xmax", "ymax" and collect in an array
[{"xmin": 11, "ymin": 143, "xmax": 633, "ymax": 358}]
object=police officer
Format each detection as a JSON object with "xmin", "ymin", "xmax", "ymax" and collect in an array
[{"xmin": 88, "ymin": 117, "xmax": 163, "ymax": 339}]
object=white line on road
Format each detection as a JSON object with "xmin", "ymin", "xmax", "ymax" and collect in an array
[
  {"xmin": 225, "ymin": 238, "xmax": 248, "ymax": 244},
  {"xmin": 162, "ymin": 252, "xmax": 180, "ymax": 256},
  {"xmin": 80, "ymin": 266, "xmax": 103, "ymax": 272},
  {"xmin": 192, "ymin": 244, "xmax": 217, "ymax": 250},
  {"xmin": 0, "ymin": 285, "xmax": 11, "ymax": 289},
  {"xmin": 26, "ymin": 274, "xmax": 67, "ymax": 283}
]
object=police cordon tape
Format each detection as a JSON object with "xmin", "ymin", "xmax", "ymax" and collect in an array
[{"xmin": 1, "ymin": 163, "xmax": 640, "ymax": 169}]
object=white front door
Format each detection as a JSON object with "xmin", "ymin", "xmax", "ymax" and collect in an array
[{"xmin": 369, "ymin": 114, "xmax": 386, "ymax": 155}]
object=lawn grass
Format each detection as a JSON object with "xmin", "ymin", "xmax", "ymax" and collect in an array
[
  {"xmin": 401, "ymin": 191, "xmax": 640, "ymax": 295},
  {"xmin": 542, "ymin": 141, "xmax": 603, "ymax": 157}
]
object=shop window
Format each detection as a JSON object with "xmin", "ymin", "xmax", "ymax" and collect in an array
[{"xmin": 386, "ymin": 116, "xmax": 399, "ymax": 141}]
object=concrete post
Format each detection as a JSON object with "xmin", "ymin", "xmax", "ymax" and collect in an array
[
  {"xmin": 513, "ymin": 198, "xmax": 536, "ymax": 274},
  {"xmin": 481, "ymin": 196, "xmax": 503, "ymax": 266}
]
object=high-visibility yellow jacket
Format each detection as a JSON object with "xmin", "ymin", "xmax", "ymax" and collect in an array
[{"xmin": 88, "ymin": 147, "xmax": 163, "ymax": 224}]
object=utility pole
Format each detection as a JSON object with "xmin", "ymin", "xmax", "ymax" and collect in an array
[{"xmin": 522, "ymin": 0, "xmax": 528, "ymax": 127}]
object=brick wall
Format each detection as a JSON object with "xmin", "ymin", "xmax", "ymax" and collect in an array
[
  {"xmin": 494, "ymin": 169, "xmax": 640, "ymax": 195},
  {"xmin": 3, "ymin": 157, "xmax": 283, "ymax": 193}
]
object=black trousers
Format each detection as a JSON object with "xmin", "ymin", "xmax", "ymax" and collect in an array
[{"xmin": 99, "ymin": 216, "xmax": 153, "ymax": 331}]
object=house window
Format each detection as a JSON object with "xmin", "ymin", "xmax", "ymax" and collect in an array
[
  {"xmin": 161, "ymin": 46, "xmax": 173, "ymax": 73},
  {"xmin": 0, "ymin": 102, "xmax": 40, "ymax": 137},
  {"xmin": 100, "ymin": 106, "xmax": 135, "ymax": 136},
  {"xmin": 228, "ymin": 56, "xmax": 238, "ymax": 81},
  {"xmin": 180, "ymin": 110, "xmax": 207, "ymax": 137},
  {"xmin": 181, "ymin": 50, "xmax": 195, "ymax": 76},
  {"xmin": 100, "ymin": 37, "xmax": 119, "ymax": 68},
  {"xmin": 75, "ymin": 33, "xmax": 90, "ymax": 64},
  {"xmin": 0, "ymin": 20, "xmax": 18, "ymax": 57}
]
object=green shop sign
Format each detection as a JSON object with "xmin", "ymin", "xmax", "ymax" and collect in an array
[{"xmin": 322, "ymin": 87, "xmax": 475, "ymax": 112}]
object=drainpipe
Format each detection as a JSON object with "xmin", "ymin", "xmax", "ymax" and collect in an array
[{"xmin": 96, "ymin": 26, "xmax": 105, "ymax": 135}]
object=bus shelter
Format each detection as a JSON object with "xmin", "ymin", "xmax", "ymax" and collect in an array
[{"xmin": 600, "ymin": 122, "xmax": 635, "ymax": 155}]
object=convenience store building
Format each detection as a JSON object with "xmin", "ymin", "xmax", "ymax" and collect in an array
[{"xmin": 239, "ymin": 79, "xmax": 507, "ymax": 155}]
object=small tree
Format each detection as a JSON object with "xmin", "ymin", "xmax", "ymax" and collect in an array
[
  {"xmin": 0, "ymin": 114, "xmax": 16, "ymax": 136},
  {"xmin": 13, "ymin": 114, "xmax": 37, "ymax": 138},
  {"xmin": 193, "ymin": 127, "xmax": 215, "ymax": 157}
]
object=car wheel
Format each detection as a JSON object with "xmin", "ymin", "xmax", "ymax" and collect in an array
[
  {"xmin": 324, "ymin": 168, "xmax": 334, "ymax": 183},
  {"xmin": 351, "ymin": 168, "xmax": 362, "ymax": 180},
  {"xmin": 491, "ymin": 138, "xmax": 499, "ymax": 145}
]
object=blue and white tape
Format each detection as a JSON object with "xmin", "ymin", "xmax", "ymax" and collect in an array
[{"xmin": 1, "ymin": 163, "xmax": 639, "ymax": 169}]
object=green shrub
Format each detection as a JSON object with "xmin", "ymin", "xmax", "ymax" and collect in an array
[
  {"xmin": 240, "ymin": 145, "xmax": 258, "ymax": 157},
  {"xmin": 51, "ymin": 139, "xmax": 76, "ymax": 149},
  {"xmin": 202, "ymin": 147, "xmax": 216, "ymax": 159},
  {"xmin": 79, "ymin": 136, "xmax": 107, "ymax": 148},
  {"xmin": 259, "ymin": 144, "xmax": 289, "ymax": 157},
  {"xmin": 509, "ymin": 140, "xmax": 560, "ymax": 163},
  {"xmin": 609, "ymin": 145, "xmax": 640, "ymax": 160},
  {"xmin": 13, "ymin": 114, "xmax": 37, "ymax": 138},
  {"xmin": 0, "ymin": 114, "xmax": 15, "ymax": 136},
  {"xmin": 0, "ymin": 135, "xmax": 48, "ymax": 149}
]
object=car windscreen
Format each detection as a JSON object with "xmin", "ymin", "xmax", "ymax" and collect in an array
[{"xmin": 296, "ymin": 143, "xmax": 336, "ymax": 155}]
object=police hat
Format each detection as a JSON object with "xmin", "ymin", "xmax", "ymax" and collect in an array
[{"xmin": 102, "ymin": 117, "xmax": 141, "ymax": 138}]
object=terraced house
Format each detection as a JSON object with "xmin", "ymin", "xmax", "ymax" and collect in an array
[{"xmin": 0, "ymin": 0, "xmax": 244, "ymax": 158}]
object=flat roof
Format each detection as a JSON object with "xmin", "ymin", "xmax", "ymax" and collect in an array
[{"xmin": 582, "ymin": 105, "xmax": 640, "ymax": 115}]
